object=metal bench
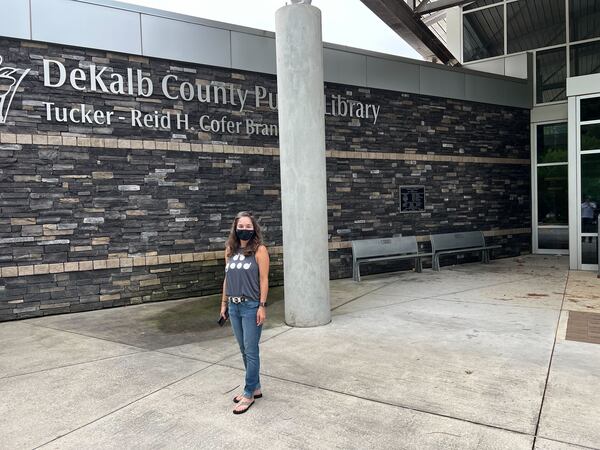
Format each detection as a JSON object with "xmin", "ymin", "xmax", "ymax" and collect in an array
[
  {"xmin": 430, "ymin": 231, "xmax": 501, "ymax": 271},
  {"xmin": 352, "ymin": 236, "xmax": 432, "ymax": 281}
]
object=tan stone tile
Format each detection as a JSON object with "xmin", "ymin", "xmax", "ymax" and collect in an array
[
  {"xmin": 79, "ymin": 261, "xmax": 93, "ymax": 271},
  {"xmin": 47, "ymin": 136, "xmax": 62, "ymax": 145},
  {"xmin": 93, "ymin": 260, "xmax": 107, "ymax": 270},
  {"xmin": 48, "ymin": 263, "xmax": 64, "ymax": 273},
  {"xmin": 34, "ymin": 264, "xmax": 49, "ymax": 275},
  {"xmin": 140, "ymin": 278, "xmax": 160, "ymax": 287},
  {"xmin": 16, "ymin": 134, "xmax": 32, "ymax": 145},
  {"xmin": 32, "ymin": 135, "xmax": 48, "ymax": 145},
  {"xmin": 1, "ymin": 133, "xmax": 17, "ymax": 144},
  {"xmin": 104, "ymin": 138, "xmax": 118, "ymax": 148},
  {"xmin": 11, "ymin": 218, "xmax": 36, "ymax": 225},
  {"xmin": 106, "ymin": 259, "xmax": 120, "ymax": 269},
  {"xmin": 1, "ymin": 267, "xmax": 18, "ymax": 278},
  {"xmin": 119, "ymin": 258, "xmax": 133, "ymax": 268},
  {"xmin": 133, "ymin": 257, "xmax": 146, "ymax": 267},
  {"xmin": 158, "ymin": 255, "xmax": 171, "ymax": 265},
  {"xmin": 63, "ymin": 262, "xmax": 79, "ymax": 272},
  {"xmin": 18, "ymin": 265, "xmax": 34, "ymax": 276},
  {"xmin": 62, "ymin": 136, "xmax": 77, "ymax": 146},
  {"xmin": 91, "ymin": 237, "xmax": 111, "ymax": 245}
]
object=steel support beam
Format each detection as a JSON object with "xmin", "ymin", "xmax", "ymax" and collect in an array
[
  {"xmin": 415, "ymin": 0, "xmax": 475, "ymax": 16},
  {"xmin": 360, "ymin": 0, "xmax": 459, "ymax": 65}
]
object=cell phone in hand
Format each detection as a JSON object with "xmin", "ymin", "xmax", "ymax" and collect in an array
[{"xmin": 218, "ymin": 307, "xmax": 229, "ymax": 326}]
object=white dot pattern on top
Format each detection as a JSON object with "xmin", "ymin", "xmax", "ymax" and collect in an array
[{"xmin": 225, "ymin": 250, "xmax": 260, "ymax": 299}]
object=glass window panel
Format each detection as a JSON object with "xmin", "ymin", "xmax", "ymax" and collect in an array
[
  {"xmin": 570, "ymin": 0, "xmax": 600, "ymax": 42},
  {"xmin": 464, "ymin": 0, "xmax": 501, "ymax": 11},
  {"xmin": 463, "ymin": 6, "xmax": 504, "ymax": 62},
  {"xmin": 537, "ymin": 123, "xmax": 568, "ymax": 163},
  {"xmin": 507, "ymin": 0, "xmax": 565, "ymax": 53},
  {"xmin": 536, "ymin": 47, "xmax": 566, "ymax": 103},
  {"xmin": 581, "ymin": 97, "xmax": 600, "ymax": 122},
  {"xmin": 538, "ymin": 227, "xmax": 569, "ymax": 250},
  {"xmin": 538, "ymin": 165, "xmax": 569, "ymax": 226},
  {"xmin": 580, "ymin": 153, "xmax": 600, "ymax": 233},
  {"xmin": 570, "ymin": 41, "xmax": 600, "ymax": 78},
  {"xmin": 581, "ymin": 236, "xmax": 598, "ymax": 264},
  {"xmin": 581, "ymin": 124, "xmax": 600, "ymax": 151}
]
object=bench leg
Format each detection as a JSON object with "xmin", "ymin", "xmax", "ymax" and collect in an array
[
  {"xmin": 415, "ymin": 257, "xmax": 422, "ymax": 273},
  {"xmin": 355, "ymin": 263, "xmax": 361, "ymax": 282},
  {"xmin": 433, "ymin": 255, "xmax": 440, "ymax": 271},
  {"xmin": 483, "ymin": 250, "xmax": 489, "ymax": 263}
]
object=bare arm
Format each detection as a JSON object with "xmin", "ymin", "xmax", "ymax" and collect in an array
[
  {"xmin": 255, "ymin": 245, "xmax": 270, "ymax": 304},
  {"xmin": 220, "ymin": 248, "xmax": 230, "ymax": 317}
]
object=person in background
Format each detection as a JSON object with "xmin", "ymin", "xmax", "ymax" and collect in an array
[{"xmin": 581, "ymin": 195, "xmax": 597, "ymax": 236}]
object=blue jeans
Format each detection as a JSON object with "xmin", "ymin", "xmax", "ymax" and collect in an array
[{"xmin": 228, "ymin": 299, "xmax": 262, "ymax": 398}]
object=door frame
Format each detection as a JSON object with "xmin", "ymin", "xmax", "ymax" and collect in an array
[{"xmin": 532, "ymin": 120, "xmax": 569, "ymax": 255}]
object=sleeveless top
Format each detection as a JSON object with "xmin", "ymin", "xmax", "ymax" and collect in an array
[{"xmin": 225, "ymin": 248, "xmax": 260, "ymax": 300}]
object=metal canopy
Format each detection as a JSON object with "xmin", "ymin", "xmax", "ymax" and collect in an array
[{"xmin": 360, "ymin": 0, "xmax": 462, "ymax": 65}]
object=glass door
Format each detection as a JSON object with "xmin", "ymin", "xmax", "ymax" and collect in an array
[
  {"xmin": 578, "ymin": 95, "xmax": 600, "ymax": 269},
  {"xmin": 534, "ymin": 122, "xmax": 569, "ymax": 253}
]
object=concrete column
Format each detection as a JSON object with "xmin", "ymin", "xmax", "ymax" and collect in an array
[{"xmin": 275, "ymin": 1, "xmax": 331, "ymax": 327}]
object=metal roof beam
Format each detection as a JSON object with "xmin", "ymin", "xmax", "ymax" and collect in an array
[
  {"xmin": 360, "ymin": 0, "xmax": 459, "ymax": 65},
  {"xmin": 422, "ymin": 9, "xmax": 447, "ymax": 26},
  {"xmin": 415, "ymin": 0, "xmax": 475, "ymax": 16}
]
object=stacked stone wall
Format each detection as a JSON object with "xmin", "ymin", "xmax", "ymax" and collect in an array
[{"xmin": 0, "ymin": 38, "xmax": 531, "ymax": 320}]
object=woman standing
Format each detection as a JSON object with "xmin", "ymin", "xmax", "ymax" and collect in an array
[{"xmin": 220, "ymin": 211, "xmax": 269, "ymax": 414}]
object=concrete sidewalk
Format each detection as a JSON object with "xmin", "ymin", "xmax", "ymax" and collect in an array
[{"xmin": 1, "ymin": 255, "xmax": 599, "ymax": 449}]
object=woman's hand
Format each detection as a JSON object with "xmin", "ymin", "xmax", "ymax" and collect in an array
[
  {"xmin": 256, "ymin": 306, "xmax": 266, "ymax": 326},
  {"xmin": 220, "ymin": 302, "xmax": 228, "ymax": 320}
]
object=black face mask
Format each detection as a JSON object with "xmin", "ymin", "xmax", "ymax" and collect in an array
[{"xmin": 236, "ymin": 229, "xmax": 254, "ymax": 241}]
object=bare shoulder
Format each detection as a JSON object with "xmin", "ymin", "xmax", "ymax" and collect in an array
[
  {"xmin": 225, "ymin": 246, "xmax": 231, "ymax": 258},
  {"xmin": 255, "ymin": 245, "xmax": 270, "ymax": 269}
]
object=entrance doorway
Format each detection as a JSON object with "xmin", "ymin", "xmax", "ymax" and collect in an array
[
  {"xmin": 568, "ymin": 75, "xmax": 600, "ymax": 270},
  {"xmin": 577, "ymin": 95, "xmax": 600, "ymax": 269}
]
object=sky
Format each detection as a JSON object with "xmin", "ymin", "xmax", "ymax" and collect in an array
[{"xmin": 121, "ymin": 0, "xmax": 422, "ymax": 60}]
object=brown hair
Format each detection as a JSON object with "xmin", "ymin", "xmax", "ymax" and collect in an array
[{"xmin": 225, "ymin": 211, "xmax": 264, "ymax": 257}]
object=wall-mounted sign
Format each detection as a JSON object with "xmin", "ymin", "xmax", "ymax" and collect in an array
[
  {"xmin": 399, "ymin": 186, "xmax": 425, "ymax": 213},
  {"xmin": 0, "ymin": 55, "xmax": 381, "ymax": 136}
]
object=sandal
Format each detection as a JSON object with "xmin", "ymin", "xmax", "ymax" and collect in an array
[
  {"xmin": 232, "ymin": 397, "xmax": 254, "ymax": 415},
  {"xmin": 233, "ymin": 391, "xmax": 262, "ymax": 403}
]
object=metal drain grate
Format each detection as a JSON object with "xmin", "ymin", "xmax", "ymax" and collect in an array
[{"xmin": 566, "ymin": 311, "xmax": 600, "ymax": 345}]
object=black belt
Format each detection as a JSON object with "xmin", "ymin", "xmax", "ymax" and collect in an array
[{"xmin": 228, "ymin": 296, "xmax": 250, "ymax": 304}]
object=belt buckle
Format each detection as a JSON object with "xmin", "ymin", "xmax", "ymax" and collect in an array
[{"xmin": 230, "ymin": 296, "xmax": 242, "ymax": 303}]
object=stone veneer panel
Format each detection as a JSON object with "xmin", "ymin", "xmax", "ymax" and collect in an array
[{"xmin": 0, "ymin": 37, "xmax": 531, "ymax": 321}]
